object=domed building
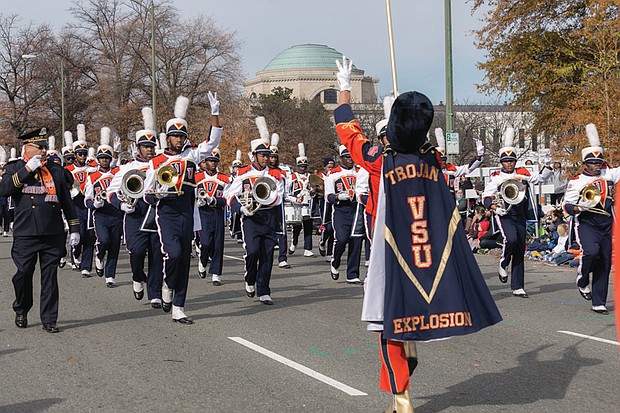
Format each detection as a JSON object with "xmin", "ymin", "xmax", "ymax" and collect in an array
[{"xmin": 244, "ymin": 44, "xmax": 379, "ymax": 108}]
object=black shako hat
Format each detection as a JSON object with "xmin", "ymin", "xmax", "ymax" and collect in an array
[{"xmin": 386, "ymin": 91, "xmax": 434, "ymax": 154}]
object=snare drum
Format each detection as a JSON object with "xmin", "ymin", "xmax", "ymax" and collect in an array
[{"xmin": 284, "ymin": 202, "xmax": 302, "ymax": 224}]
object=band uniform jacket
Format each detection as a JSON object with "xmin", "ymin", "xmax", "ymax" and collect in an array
[
  {"xmin": 324, "ymin": 164, "xmax": 365, "ymax": 237},
  {"xmin": 0, "ymin": 159, "xmax": 79, "ymax": 236}
]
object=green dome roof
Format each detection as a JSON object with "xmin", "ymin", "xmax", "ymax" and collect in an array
[{"xmin": 263, "ymin": 44, "xmax": 356, "ymax": 71}]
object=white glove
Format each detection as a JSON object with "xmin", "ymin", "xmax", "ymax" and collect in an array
[
  {"xmin": 113, "ymin": 136, "xmax": 122, "ymax": 153},
  {"xmin": 120, "ymin": 202, "xmax": 135, "ymax": 214},
  {"xmin": 196, "ymin": 197, "xmax": 206, "ymax": 207},
  {"xmin": 240, "ymin": 205, "xmax": 255, "ymax": 217},
  {"xmin": 93, "ymin": 198, "xmax": 105, "ymax": 209},
  {"xmin": 335, "ymin": 55, "xmax": 352, "ymax": 92},
  {"xmin": 337, "ymin": 192, "xmax": 351, "ymax": 201},
  {"xmin": 69, "ymin": 232, "xmax": 80, "ymax": 247},
  {"xmin": 155, "ymin": 184, "xmax": 170, "ymax": 199},
  {"xmin": 25, "ymin": 155, "xmax": 43, "ymax": 172},
  {"xmin": 494, "ymin": 207, "xmax": 508, "ymax": 216},
  {"xmin": 205, "ymin": 195, "xmax": 215, "ymax": 206},
  {"xmin": 70, "ymin": 187, "xmax": 80, "ymax": 198},
  {"xmin": 208, "ymin": 91, "xmax": 220, "ymax": 116},
  {"xmin": 475, "ymin": 139, "xmax": 485, "ymax": 157}
]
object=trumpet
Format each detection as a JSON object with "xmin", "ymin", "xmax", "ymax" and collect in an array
[
  {"xmin": 95, "ymin": 190, "xmax": 107, "ymax": 203},
  {"xmin": 565, "ymin": 184, "xmax": 610, "ymax": 216},
  {"xmin": 308, "ymin": 174, "xmax": 324, "ymax": 197},
  {"xmin": 197, "ymin": 188, "xmax": 209, "ymax": 200},
  {"xmin": 494, "ymin": 179, "xmax": 526, "ymax": 212}
]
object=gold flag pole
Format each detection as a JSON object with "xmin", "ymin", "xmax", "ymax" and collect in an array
[{"xmin": 385, "ymin": 0, "xmax": 399, "ymax": 95}]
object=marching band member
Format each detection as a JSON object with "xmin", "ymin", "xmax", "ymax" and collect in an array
[
  {"xmin": 224, "ymin": 131, "xmax": 285, "ymax": 305},
  {"xmin": 108, "ymin": 107, "xmax": 164, "ymax": 307},
  {"xmin": 482, "ymin": 128, "xmax": 553, "ymax": 297},
  {"xmin": 84, "ymin": 127, "xmax": 122, "ymax": 287},
  {"xmin": 335, "ymin": 55, "xmax": 501, "ymax": 413},
  {"xmin": 229, "ymin": 150, "xmax": 244, "ymax": 243},
  {"xmin": 66, "ymin": 124, "xmax": 97, "ymax": 276},
  {"xmin": 562, "ymin": 124, "xmax": 620, "ymax": 315},
  {"xmin": 355, "ymin": 166, "xmax": 371, "ymax": 266},
  {"xmin": 317, "ymin": 158, "xmax": 334, "ymax": 260},
  {"xmin": 0, "ymin": 128, "xmax": 80, "ymax": 333},
  {"xmin": 268, "ymin": 133, "xmax": 291, "ymax": 269},
  {"xmin": 195, "ymin": 148, "xmax": 230, "ymax": 286},
  {"xmin": 434, "ymin": 128, "xmax": 484, "ymax": 192},
  {"xmin": 143, "ymin": 92, "xmax": 222, "ymax": 324},
  {"xmin": 325, "ymin": 144, "xmax": 364, "ymax": 283},
  {"xmin": 288, "ymin": 143, "xmax": 315, "ymax": 257}
]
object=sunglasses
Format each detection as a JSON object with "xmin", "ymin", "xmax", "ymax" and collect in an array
[{"xmin": 27, "ymin": 143, "xmax": 48, "ymax": 150}]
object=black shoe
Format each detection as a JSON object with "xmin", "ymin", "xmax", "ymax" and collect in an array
[
  {"xmin": 96, "ymin": 268, "xmax": 104, "ymax": 277},
  {"xmin": 162, "ymin": 301, "xmax": 172, "ymax": 313},
  {"xmin": 173, "ymin": 317, "xmax": 194, "ymax": 324},
  {"xmin": 58, "ymin": 259, "xmax": 67, "ymax": 269},
  {"xmin": 261, "ymin": 299, "xmax": 274, "ymax": 305},
  {"xmin": 212, "ymin": 280, "xmax": 222, "ymax": 286},
  {"xmin": 106, "ymin": 282, "xmax": 116, "ymax": 288},
  {"xmin": 318, "ymin": 242, "xmax": 326, "ymax": 257},
  {"xmin": 133, "ymin": 290, "xmax": 144, "ymax": 300},
  {"xmin": 592, "ymin": 308, "xmax": 609, "ymax": 315},
  {"xmin": 246, "ymin": 290, "xmax": 255, "ymax": 298},
  {"xmin": 42, "ymin": 323, "xmax": 59, "ymax": 333},
  {"xmin": 151, "ymin": 300, "xmax": 162, "ymax": 309},
  {"xmin": 15, "ymin": 314, "xmax": 27, "ymax": 329},
  {"xmin": 198, "ymin": 271, "xmax": 207, "ymax": 279}
]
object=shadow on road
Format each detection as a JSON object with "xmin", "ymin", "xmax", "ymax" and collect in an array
[{"xmin": 0, "ymin": 398, "xmax": 63, "ymax": 413}]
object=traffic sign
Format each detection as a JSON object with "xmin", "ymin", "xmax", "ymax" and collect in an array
[{"xmin": 446, "ymin": 132, "xmax": 459, "ymax": 154}]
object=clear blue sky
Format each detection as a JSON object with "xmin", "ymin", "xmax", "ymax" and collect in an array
[{"xmin": 5, "ymin": 1, "xmax": 495, "ymax": 104}]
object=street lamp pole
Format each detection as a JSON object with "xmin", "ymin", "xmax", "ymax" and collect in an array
[
  {"xmin": 60, "ymin": 60, "xmax": 65, "ymax": 134},
  {"xmin": 21, "ymin": 54, "xmax": 37, "ymax": 132},
  {"xmin": 150, "ymin": 0, "xmax": 157, "ymax": 131},
  {"xmin": 444, "ymin": 0, "xmax": 454, "ymax": 134}
]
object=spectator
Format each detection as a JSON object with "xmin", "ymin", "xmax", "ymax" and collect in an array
[
  {"xmin": 456, "ymin": 189, "xmax": 468, "ymax": 226},
  {"xmin": 550, "ymin": 161, "xmax": 567, "ymax": 205}
]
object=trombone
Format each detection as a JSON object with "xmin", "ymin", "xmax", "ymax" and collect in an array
[
  {"xmin": 565, "ymin": 184, "xmax": 611, "ymax": 216},
  {"xmin": 151, "ymin": 165, "xmax": 184, "ymax": 196}
]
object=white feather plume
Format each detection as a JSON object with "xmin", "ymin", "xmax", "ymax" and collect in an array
[
  {"xmin": 159, "ymin": 133, "xmax": 167, "ymax": 149},
  {"xmin": 247, "ymin": 151, "xmax": 255, "ymax": 163},
  {"xmin": 142, "ymin": 107, "xmax": 154, "ymax": 130},
  {"xmin": 88, "ymin": 147, "xmax": 95, "ymax": 158},
  {"xmin": 235, "ymin": 149, "xmax": 242, "ymax": 162},
  {"xmin": 100, "ymin": 127, "xmax": 111, "ymax": 146},
  {"xmin": 10, "ymin": 148, "xmax": 17, "ymax": 160},
  {"xmin": 64, "ymin": 131, "xmax": 73, "ymax": 146},
  {"xmin": 77, "ymin": 124, "xmax": 86, "ymax": 143},
  {"xmin": 585, "ymin": 123, "xmax": 600, "ymax": 147},
  {"xmin": 383, "ymin": 95, "xmax": 395, "ymax": 120},
  {"xmin": 48, "ymin": 136, "xmax": 56, "ymax": 151},
  {"xmin": 174, "ymin": 96, "xmax": 189, "ymax": 119},
  {"xmin": 503, "ymin": 127, "xmax": 515, "ymax": 147},
  {"xmin": 271, "ymin": 133, "xmax": 280, "ymax": 148},
  {"xmin": 434, "ymin": 128, "xmax": 445, "ymax": 148},
  {"xmin": 0, "ymin": 146, "xmax": 6, "ymax": 163},
  {"xmin": 255, "ymin": 116, "xmax": 270, "ymax": 141},
  {"xmin": 298, "ymin": 143, "xmax": 305, "ymax": 157}
]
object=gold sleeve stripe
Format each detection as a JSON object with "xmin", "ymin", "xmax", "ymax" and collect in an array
[
  {"xmin": 13, "ymin": 174, "xmax": 22, "ymax": 187},
  {"xmin": 67, "ymin": 219, "xmax": 80, "ymax": 225}
]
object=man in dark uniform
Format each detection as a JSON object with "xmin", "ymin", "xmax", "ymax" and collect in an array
[
  {"xmin": 268, "ymin": 134, "xmax": 290, "ymax": 269},
  {"xmin": 318, "ymin": 158, "xmax": 334, "ymax": 260},
  {"xmin": 0, "ymin": 128, "xmax": 80, "ymax": 333}
]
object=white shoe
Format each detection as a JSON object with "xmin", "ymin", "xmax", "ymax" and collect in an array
[
  {"xmin": 212, "ymin": 274, "xmax": 222, "ymax": 286},
  {"xmin": 347, "ymin": 278, "xmax": 362, "ymax": 284},
  {"xmin": 81, "ymin": 269, "xmax": 91, "ymax": 278},
  {"xmin": 289, "ymin": 243, "xmax": 296, "ymax": 254},
  {"xmin": 245, "ymin": 282, "xmax": 256, "ymax": 298},
  {"xmin": 278, "ymin": 261, "xmax": 291, "ymax": 268},
  {"xmin": 330, "ymin": 263, "xmax": 339, "ymax": 280},
  {"xmin": 172, "ymin": 305, "xmax": 194, "ymax": 323},
  {"xmin": 2, "ymin": 231, "xmax": 7, "ymax": 237},
  {"xmin": 591, "ymin": 305, "xmax": 609, "ymax": 314},
  {"xmin": 95, "ymin": 255, "xmax": 104, "ymax": 270},
  {"xmin": 259, "ymin": 295, "xmax": 274, "ymax": 305},
  {"xmin": 105, "ymin": 277, "xmax": 116, "ymax": 288},
  {"xmin": 162, "ymin": 282, "xmax": 173, "ymax": 303},
  {"xmin": 498, "ymin": 264, "xmax": 508, "ymax": 283},
  {"xmin": 274, "ymin": 245, "xmax": 279, "ymax": 250},
  {"xmin": 364, "ymin": 260, "xmax": 369, "ymax": 267},
  {"xmin": 512, "ymin": 288, "xmax": 528, "ymax": 298},
  {"xmin": 150, "ymin": 298, "xmax": 162, "ymax": 308},
  {"xmin": 303, "ymin": 250, "xmax": 314, "ymax": 257}
]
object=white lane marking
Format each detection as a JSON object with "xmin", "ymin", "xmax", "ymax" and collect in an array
[
  {"xmin": 558, "ymin": 331, "xmax": 619, "ymax": 346},
  {"xmin": 224, "ymin": 254, "xmax": 244, "ymax": 262},
  {"xmin": 228, "ymin": 336, "xmax": 367, "ymax": 396}
]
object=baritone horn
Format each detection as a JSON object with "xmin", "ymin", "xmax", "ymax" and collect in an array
[
  {"xmin": 495, "ymin": 179, "xmax": 526, "ymax": 211},
  {"xmin": 119, "ymin": 169, "xmax": 147, "ymax": 204},
  {"xmin": 235, "ymin": 176, "xmax": 278, "ymax": 214}
]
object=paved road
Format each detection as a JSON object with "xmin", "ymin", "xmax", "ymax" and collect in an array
[{"xmin": 0, "ymin": 233, "xmax": 617, "ymax": 413}]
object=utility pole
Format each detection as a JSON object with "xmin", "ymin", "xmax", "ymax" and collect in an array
[{"xmin": 444, "ymin": 0, "xmax": 454, "ymax": 134}]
